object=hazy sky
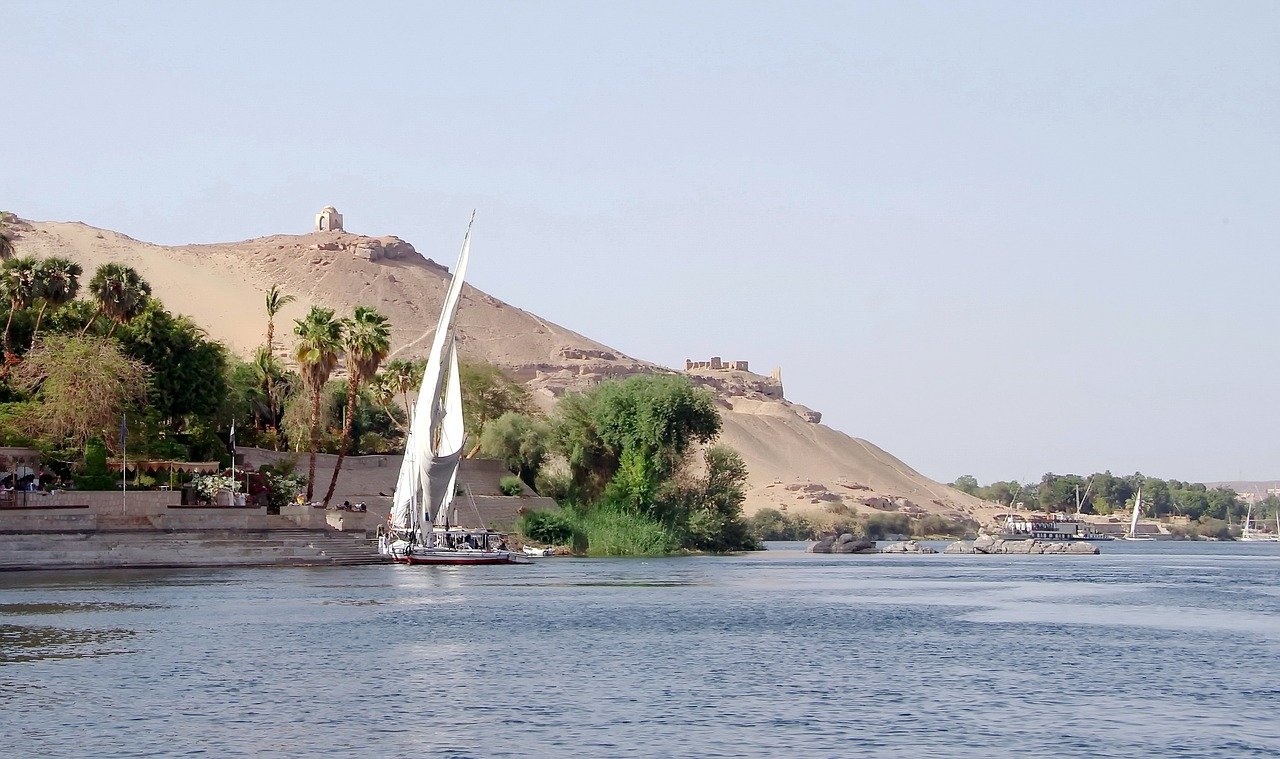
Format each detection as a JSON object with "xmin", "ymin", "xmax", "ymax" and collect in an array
[{"xmin": 5, "ymin": 1, "xmax": 1278, "ymax": 484}]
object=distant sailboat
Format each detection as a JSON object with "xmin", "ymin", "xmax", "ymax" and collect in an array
[
  {"xmin": 1240, "ymin": 501, "xmax": 1280, "ymax": 542},
  {"xmin": 377, "ymin": 216, "xmax": 519, "ymax": 565},
  {"xmin": 1121, "ymin": 485, "xmax": 1156, "ymax": 541}
]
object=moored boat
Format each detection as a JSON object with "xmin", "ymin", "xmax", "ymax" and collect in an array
[{"xmin": 376, "ymin": 216, "xmax": 521, "ymax": 566}]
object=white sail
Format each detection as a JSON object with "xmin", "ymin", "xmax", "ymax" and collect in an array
[
  {"xmin": 389, "ymin": 218, "xmax": 473, "ymax": 542},
  {"xmin": 1129, "ymin": 486, "xmax": 1143, "ymax": 538},
  {"xmin": 389, "ymin": 423, "xmax": 417, "ymax": 531},
  {"xmin": 426, "ymin": 341, "xmax": 466, "ymax": 532}
]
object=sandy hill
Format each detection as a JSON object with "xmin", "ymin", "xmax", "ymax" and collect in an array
[{"xmin": 6, "ymin": 215, "xmax": 995, "ymax": 522}]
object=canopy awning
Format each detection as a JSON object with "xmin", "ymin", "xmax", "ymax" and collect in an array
[{"xmin": 107, "ymin": 460, "xmax": 223, "ymax": 474}]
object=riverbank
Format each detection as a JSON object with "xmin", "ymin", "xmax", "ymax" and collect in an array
[{"xmin": 0, "ymin": 528, "xmax": 381, "ymax": 571}]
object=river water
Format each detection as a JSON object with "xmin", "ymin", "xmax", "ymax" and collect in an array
[{"xmin": 1, "ymin": 541, "xmax": 1279, "ymax": 758}]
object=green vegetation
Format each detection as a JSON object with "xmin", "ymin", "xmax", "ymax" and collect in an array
[
  {"xmin": 952, "ymin": 471, "xmax": 1264, "ymax": 536},
  {"xmin": 511, "ymin": 374, "xmax": 759, "ymax": 555},
  {"xmin": 320, "ymin": 305, "xmax": 391, "ymax": 508},
  {"xmin": 746, "ymin": 508, "xmax": 976, "ymax": 542},
  {"xmin": 0, "ymin": 231, "xmax": 758, "ymax": 558},
  {"xmin": 499, "ymin": 475, "xmax": 524, "ymax": 496}
]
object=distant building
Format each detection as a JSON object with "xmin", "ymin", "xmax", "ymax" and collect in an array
[{"xmin": 315, "ymin": 205, "xmax": 343, "ymax": 232}]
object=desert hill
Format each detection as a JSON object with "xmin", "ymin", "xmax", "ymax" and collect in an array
[{"xmin": 6, "ymin": 214, "xmax": 994, "ymax": 522}]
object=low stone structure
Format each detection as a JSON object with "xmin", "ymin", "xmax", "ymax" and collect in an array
[
  {"xmin": 808, "ymin": 533, "xmax": 876, "ymax": 554},
  {"xmin": 943, "ymin": 536, "xmax": 1099, "ymax": 555}
]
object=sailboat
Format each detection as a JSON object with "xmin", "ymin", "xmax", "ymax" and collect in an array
[
  {"xmin": 1239, "ymin": 501, "xmax": 1280, "ymax": 542},
  {"xmin": 377, "ymin": 216, "xmax": 520, "ymax": 565},
  {"xmin": 1120, "ymin": 486, "xmax": 1156, "ymax": 541}
]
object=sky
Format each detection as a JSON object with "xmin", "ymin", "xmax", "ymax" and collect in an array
[{"xmin": 4, "ymin": 1, "xmax": 1278, "ymax": 484}]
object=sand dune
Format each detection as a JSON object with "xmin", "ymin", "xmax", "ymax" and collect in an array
[{"xmin": 8, "ymin": 216, "xmax": 993, "ymax": 520}]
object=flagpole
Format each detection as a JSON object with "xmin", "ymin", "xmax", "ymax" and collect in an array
[
  {"xmin": 121, "ymin": 413, "xmax": 126, "ymax": 515},
  {"xmin": 230, "ymin": 419, "xmax": 237, "ymax": 506}
]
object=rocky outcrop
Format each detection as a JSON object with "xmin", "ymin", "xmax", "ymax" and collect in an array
[
  {"xmin": 879, "ymin": 540, "xmax": 937, "ymax": 554},
  {"xmin": 943, "ymin": 536, "xmax": 1099, "ymax": 555},
  {"xmin": 809, "ymin": 533, "xmax": 876, "ymax": 554}
]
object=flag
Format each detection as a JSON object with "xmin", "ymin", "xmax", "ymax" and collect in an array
[
  {"xmin": 119, "ymin": 414, "xmax": 126, "ymax": 451},
  {"xmin": 229, "ymin": 420, "xmax": 236, "ymax": 454}
]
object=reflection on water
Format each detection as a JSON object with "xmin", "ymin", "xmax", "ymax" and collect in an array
[
  {"xmin": 0, "ymin": 542, "xmax": 1276, "ymax": 757},
  {"xmin": 0, "ymin": 623, "xmax": 135, "ymax": 663}
]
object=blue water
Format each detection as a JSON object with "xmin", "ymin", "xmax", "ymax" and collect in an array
[{"xmin": 1, "ymin": 541, "xmax": 1279, "ymax": 758}]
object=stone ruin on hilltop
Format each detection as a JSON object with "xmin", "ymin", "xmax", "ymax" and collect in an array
[{"xmin": 308, "ymin": 205, "xmax": 437, "ymax": 267}]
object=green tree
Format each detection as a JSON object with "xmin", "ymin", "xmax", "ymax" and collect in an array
[
  {"xmin": 29, "ymin": 257, "xmax": 82, "ymax": 348},
  {"xmin": 115, "ymin": 300, "xmax": 228, "ymax": 424},
  {"xmin": 1, "ymin": 256, "xmax": 39, "ymax": 354},
  {"xmin": 951, "ymin": 475, "xmax": 979, "ymax": 495},
  {"xmin": 0, "ymin": 215, "xmax": 14, "ymax": 261},
  {"xmin": 10, "ymin": 335, "xmax": 149, "ymax": 450},
  {"xmin": 591, "ymin": 374, "xmax": 720, "ymax": 482},
  {"xmin": 263, "ymin": 284, "xmax": 295, "ymax": 416},
  {"xmin": 264, "ymin": 284, "xmax": 296, "ymax": 355},
  {"xmin": 674, "ymin": 444, "xmax": 757, "ymax": 551},
  {"xmin": 292, "ymin": 306, "xmax": 344, "ymax": 500},
  {"xmin": 479, "ymin": 411, "xmax": 551, "ymax": 487},
  {"xmin": 321, "ymin": 306, "xmax": 391, "ymax": 508},
  {"xmin": 459, "ymin": 360, "xmax": 531, "ymax": 454},
  {"xmin": 82, "ymin": 263, "xmax": 151, "ymax": 337},
  {"xmin": 372, "ymin": 358, "xmax": 422, "ymax": 432}
]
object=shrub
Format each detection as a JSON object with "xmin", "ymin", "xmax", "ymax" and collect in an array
[
  {"xmin": 748, "ymin": 508, "xmax": 820, "ymax": 540},
  {"xmin": 574, "ymin": 505, "xmax": 677, "ymax": 556},
  {"xmin": 517, "ymin": 509, "xmax": 575, "ymax": 546},
  {"xmin": 74, "ymin": 437, "xmax": 117, "ymax": 490},
  {"xmin": 912, "ymin": 514, "xmax": 978, "ymax": 538},
  {"xmin": 358, "ymin": 432, "xmax": 391, "ymax": 455},
  {"xmin": 534, "ymin": 470, "xmax": 573, "ymax": 501},
  {"xmin": 863, "ymin": 513, "xmax": 911, "ymax": 540},
  {"xmin": 499, "ymin": 475, "xmax": 524, "ymax": 497}
]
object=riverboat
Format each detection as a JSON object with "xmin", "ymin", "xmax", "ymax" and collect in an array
[{"xmin": 1000, "ymin": 513, "xmax": 1114, "ymax": 542}]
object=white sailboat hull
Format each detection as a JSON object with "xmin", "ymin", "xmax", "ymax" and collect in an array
[{"xmin": 380, "ymin": 538, "xmax": 526, "ymax": 565}]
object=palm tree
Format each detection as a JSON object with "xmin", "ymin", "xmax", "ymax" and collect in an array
[
  {"xmin": 264, "ymin": 284, "xmax": 296, "ymax": 427},
  {"xmin": 322, "ymin": 306, "xmax": 391, "ymax": 508},
  {"xmin": 369, "ymin": 370, "xmax": 406, "ymax": 432},
  {"xmin": 29, "ymin": 257, "xmax": 82, "ymax": 348},
  {"xmin": 82, "ymin": 263, "xmax": 151, "ymax": 337},
  {"xmin": 1, "ymin": 257, "xmax": 39, "ymax": 354},
  {"xmin": 252, "ymin": 345, "xmax": 292, "ymax": 447},
  {"xmin": 264, "ymin": 284, "xmax": 295, "ymax": 356},
  {"xmin": 385, "ymin": 358, "xmax": 422, "ymax": 414},
  {"xmin": 293, "ymin": 306, "xmax": 344, "ymax": 501}
]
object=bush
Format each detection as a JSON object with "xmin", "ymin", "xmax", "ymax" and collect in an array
[
  {"xmin": 499, "ymin": 475, "xmax": 524, "ymax": 497},
  {"xmin": 863, "ymin": 513, "xmax": 911, "ymax": 540},
  {"xmin": 912, "ymin": 514, "xmax": 978, "ymax": 538},
  {"xmin": 534, "ymin": 470, "xmax": 572, "ymax": 501},
  {"xmin": 358, "ymin": 432, "xmax": 391, "ymax": 455},
  {"xmin": 517, "ymin": 509, "xmax": 576, "ymax": 545},
  {"xmin": 748, "ymin": 508, "xmax": 819, "ymax": 540},
  {"xmin": 74, "ymin": 437, "xmax": 117, "ymax": 490},
  {"xmin": 573, "ymin": 505, "xmax": 678, "ymax": 556}
]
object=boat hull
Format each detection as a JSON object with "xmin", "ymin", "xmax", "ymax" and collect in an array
[{"xmin": 397, "ymin": 550, "xmax": 521, "ymax": 565}]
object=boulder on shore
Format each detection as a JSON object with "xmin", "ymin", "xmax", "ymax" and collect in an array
[
  {"xmin": 809, "ymin": 533, "xmax": 877, "ymax": 554},
  {"xmin": 879, "ymin": 540, "xmax": 937, "ymax": 554},
  {"xmin": 943, "ymin": 538, "xmax": 1099, "ymax": 555}
]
